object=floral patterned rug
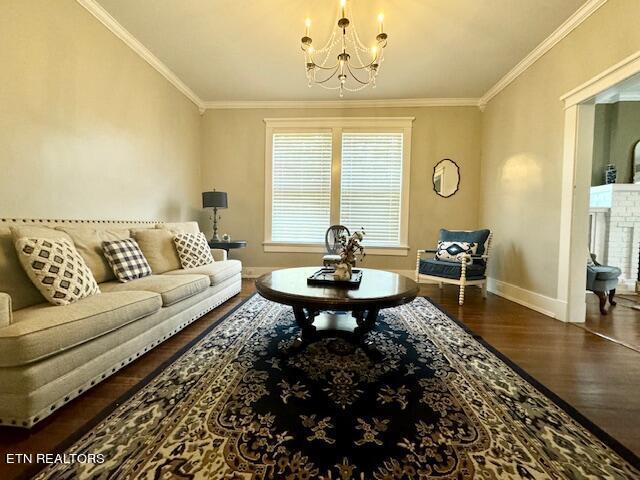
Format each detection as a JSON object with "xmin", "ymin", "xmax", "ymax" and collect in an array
[{"xmin": 33, "ymin": 294, "xmax": 639, "ymax": 479}]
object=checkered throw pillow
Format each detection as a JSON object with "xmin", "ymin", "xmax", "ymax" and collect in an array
[
  {"xmin": 102, "ymin": 238, "xmax": 152, "ymax": 282},
  {"xmin": 15, "ymin": 238, "xmax": 100, "ymax": 305},
  {"xmin": 173, "ymin": 232, "xmax": 214, "ymax": 269}
]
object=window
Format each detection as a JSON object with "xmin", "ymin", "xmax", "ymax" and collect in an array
[
  {"xmin": 340, "ymin": 132, "xmax": 404, "ymax": 246},
  {"xmin": 271, "ymin": 132, "xmax": 332, "ymax": 243},
  {"xmin": 264, "ymin": 117, "xmax": 413, "ymax": 255}
]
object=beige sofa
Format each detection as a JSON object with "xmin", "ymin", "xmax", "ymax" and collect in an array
[{"xmin": 0, "ymin": 219, "xmax": 242, "ymax": 427}]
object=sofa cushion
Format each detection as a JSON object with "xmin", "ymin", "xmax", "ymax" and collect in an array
[
  {"xmin": 0, "ymin": 227, "xmax": 45, "ymax": 310},
  {"xmin": 55, "ymin": 226, "xmax": 130, "ymax": 283},
  {"xmin": 419, "ymin": 259, "xmax": 486, "ymax": 280},
  {"xmin": 14, "ymin": 238, "xmax": 100, "ymax": 306},
  {"xmin": 156, "ymin": 222, "xmax": 200, "ymax": 235},
  {"xmin": 0, "ymin": 291, "xmax": 162, "ymax": 366},
  {"xmin": 0, "ymin": 293, "xmax": 11, "ymax": 328},
  {"xmin": 165, "ymin": 260, "xmax": 242, "ymax": 285},
  {"xmin": 100, "ymin": 274, "xmax": 209, "ymax": 306},
  {"xmin": 439, "ymin": 229, "xmax": 491, "ymax": 256},
  {"xmin": 174, "ymin": 232, "xmax": 214, "ymax": 269},
  {"xmin": 131, "ymin": 228, "xmax": 181, "ymax": 274},
  {"xmin": 102, "ymin": 238, "xmax": 153, "ymax": 282}
]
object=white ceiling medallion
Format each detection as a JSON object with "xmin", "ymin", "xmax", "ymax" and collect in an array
[{"xmin": 301, "ymin": 0, "xmax": 387, "ymax": 97}]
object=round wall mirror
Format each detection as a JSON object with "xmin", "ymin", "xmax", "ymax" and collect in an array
[{"xmin": 433, "ymin": 159, "xmax": 460, "ymax": 198}]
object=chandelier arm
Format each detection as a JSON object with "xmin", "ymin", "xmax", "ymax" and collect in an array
[
  {"xmin": 345, "ymin": 63, "xmax": 370, "ymax": 85},
  {"xmin": 312, "ymin": 61, "xmax": 340, "ymax": 71},
  {"xmin": 313, "ymin": 66, "xmax": 341, "ymax": 84},
  {"xmin": 350, "ymin": 57, "xmax": 379, "ymax": 70}
]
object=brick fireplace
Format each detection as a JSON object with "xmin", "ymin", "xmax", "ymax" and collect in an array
[{"xmin": 589, "ymin": 184, "xmax": 640, "ymax": 292}]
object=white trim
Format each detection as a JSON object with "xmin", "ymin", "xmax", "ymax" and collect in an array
[
  {"xmin": 561, "ymin": 50, "xmax": 640, "ymax": 107},
  {"xmin": 205, "ymin": 98, "xmax": 480, "ymax": 110},
  {"xmin": 264, "ymin": 117, "xmax": 415, "ymax": 128},
  {"xmin": 262, "ymin": 243, "xmax": 410, "ymax": 256},
  {"xmin": 479, "ymin": 0, "xmax": 608, "ymax": 108},
  {"xmin": 75, "ymin": 0, "xmax": 205, "ymax": 112},
  {"xmin": 487, "ymin": 278, "xmax": 565, "ymax": 320}
]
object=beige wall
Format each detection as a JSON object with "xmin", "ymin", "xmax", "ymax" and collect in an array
[
  {"xmin": 592, "ymin": 102, "xmax": 640, "ymax": 185},
  {"xmin": 201, "ymin": 107, "xmax": 482, "ymax": 271},
  {"xmin": 479, "ymin": 0, "xmax": 640, "ymax": 298},
  {"xmin": 0, "ymin": 0, "xmax": 202, "ymax": 221}
]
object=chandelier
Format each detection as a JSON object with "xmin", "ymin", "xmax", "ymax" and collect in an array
[{"xmin": 301, "ymin": 0, "xmax": 388, "ymax": 97}]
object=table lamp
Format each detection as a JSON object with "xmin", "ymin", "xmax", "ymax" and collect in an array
[{"xmin": 202, "ymin": 190, "xmax": 228, "ymax": 241}]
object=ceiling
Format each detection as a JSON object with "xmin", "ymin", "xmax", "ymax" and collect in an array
[
  {"xmin": 597, "ymin": 72, "xmax": 640, "ymax": 103},
  {"xmin": 96, "ymin": 0, "xmax": 588, "ymax": 102}
]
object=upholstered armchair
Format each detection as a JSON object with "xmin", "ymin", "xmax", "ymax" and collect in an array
[
  {"xmin": 416, "ymin": 229, "xmax": 492, "ymax": 306},
  {"xmin": 586, "ymin": 252, "xmax": 621, "ymax": 314}
]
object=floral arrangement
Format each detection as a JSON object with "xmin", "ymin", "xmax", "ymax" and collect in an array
[{"xmin": 334, "ymin": 229, "xmax": 366, "ymax": 279}]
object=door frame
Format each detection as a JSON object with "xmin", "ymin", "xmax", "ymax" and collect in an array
[{"xmin": 558, "ymin": 50, "xmax": 640, "ymax": 322}]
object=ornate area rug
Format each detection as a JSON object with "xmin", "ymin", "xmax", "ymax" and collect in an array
[{"xmin": 33, "ymin": 295, "xmax": 639, "ymax": 479}]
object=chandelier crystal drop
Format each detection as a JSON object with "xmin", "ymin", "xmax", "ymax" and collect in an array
[{"xmin": 301, "ymin": 0, "xmax": 388, "ymax": 97}]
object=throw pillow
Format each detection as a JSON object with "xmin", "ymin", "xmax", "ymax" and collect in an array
[
  {"xmin": 102, "ymin": 239, "xmax": 153, "ymax": 282},
  {"xmin": 15, "ymin": 238, "xmax": 100, "ymax": 305},
  {"xmin": 130, "ymin": 228, "xmax": 182, "ymax": 274},
  {"xmin": 435, "ymin": 241, "xmax": 478, "ymax": 262},
  {"xmin": 56, "ymin": 226, "xmax": 131, "ymax": 283},
  {"xmin": 173, "ymin": 232, "xmax": 214, "ymax": 269},
  {"xmin": 0, "ymin": 293, "xmax": 11, "ymax": 328}
]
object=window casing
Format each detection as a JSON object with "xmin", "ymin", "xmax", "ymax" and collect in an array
[{"xmin": 264, "ymin": 117, "xmax": 413, "ymax": 256}]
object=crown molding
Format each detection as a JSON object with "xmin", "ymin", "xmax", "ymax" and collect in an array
[
  {"xmin": 76, "ymin": 0, "xmax": 205, "ymax": 112},
  {"xmin": 203, "ymin": 98, "xmax": 481, "ymax": 110},
  {"xmin": 479, "ymin": 0, "xmax": 608, "ymax": 108}
]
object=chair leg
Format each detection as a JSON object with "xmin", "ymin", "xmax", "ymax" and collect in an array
[
  {"xmin": 481, "ymin": 281, "xmax": 487, "ymax": 299},
  {"xmin": 438, "ymin": 282, "xmax": 443, "ymax": 290},
  {"xmin": 609, "ymin": 289, "xmax": 617, "ymax": 306},
  {"xmin": 458, "ymin": 284, "xmax": 466, "ymax": 306},
  {"xmin": 595, "ymin": 291, "xmax": 608, "ymax": 315}
]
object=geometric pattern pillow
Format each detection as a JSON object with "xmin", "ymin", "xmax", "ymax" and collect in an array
[
  {"xmin": 173, "ymin": 232, "xmax": 214, "ymax": 269},
  {"xmin": 102, "ymin": 238, "xmax": 152, "ymax": 283},
  {"xmin": 15, "ymin": 238, "xmax": 100, "ymax": 306},
  {"xmin": 435, "ymin": 241, "xmax": 478, "ymax": 263}
]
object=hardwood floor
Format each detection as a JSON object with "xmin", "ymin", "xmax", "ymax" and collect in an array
[
  {"xmin": 582, "ymin": 292, "xmax": 640, "ymax": 352},
  {"xmin": 1, "ymin": 280, "xmax": 639, "ymax": 479}
]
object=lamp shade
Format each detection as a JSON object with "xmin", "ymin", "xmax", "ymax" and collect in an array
[{"xmin": 202, "ymin": 191, "xmax": 228, "ymax": 209}]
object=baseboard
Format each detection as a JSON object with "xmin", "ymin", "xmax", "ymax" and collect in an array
[{"xmin": 487, "ymin": 277, "xmax": 562, "ymax": 319}]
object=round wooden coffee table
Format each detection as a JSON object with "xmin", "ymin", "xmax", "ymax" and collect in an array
[{"xmin": 255, "ymin": 267, "xmax": 419, "ymax": 356}]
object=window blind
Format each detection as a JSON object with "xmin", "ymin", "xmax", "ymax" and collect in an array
[
  {"xmin": 271, "ymin": 132, "xmax": 332, "ymax": 243},
  {"xmin": 340, "ymin": 132, "xmax": 403, "ymax": 246}
]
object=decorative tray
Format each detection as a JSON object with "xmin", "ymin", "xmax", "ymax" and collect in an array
[{"xmin": 307, "ymin": 268, "xmax": 362, "ymax": 288}]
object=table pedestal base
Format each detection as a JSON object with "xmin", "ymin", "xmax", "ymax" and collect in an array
[{"xmin": 287, "ymin": 307, "xmax": 381, "ymax": 360}]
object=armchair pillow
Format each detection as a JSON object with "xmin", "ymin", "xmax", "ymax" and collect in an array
[
  {"xmin": 435, "ymin": 241, "xmax": 478, "ymax": 262},
  {"xmin": 439, "ymin": 229, "xmax": 491, "ymax": 256},
  {"xmin": 102, "ymin": 238, "xmax": 153, "ymax": 282},
  {"xmin": 14, "ymin": 238, "xmax": 100, "ymax": 305},
  {"xmin": 173, "ymin": 232, "xmax": 214, "ymax": 269}
]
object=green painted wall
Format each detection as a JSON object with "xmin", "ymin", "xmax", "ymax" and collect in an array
[{"xmin": 592, "ymin": 101, "xmax": 640, "ymax": 186}]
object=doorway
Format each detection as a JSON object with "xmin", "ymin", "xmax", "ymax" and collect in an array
[{"xmin": 559, "ymin": 51, "xmax": 640, "ymax": 346}]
